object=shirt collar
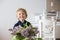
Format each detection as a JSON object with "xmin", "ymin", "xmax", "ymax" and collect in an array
[{"xmin": 18, "ymin": 20, "xmax": 26, "ymax": 24}]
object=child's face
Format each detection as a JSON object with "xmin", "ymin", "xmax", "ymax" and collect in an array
[{"xmin": 16, "ymin": 10, "xmax": 26, "ymax": 21}]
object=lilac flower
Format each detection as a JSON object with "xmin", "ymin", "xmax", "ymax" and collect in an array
[
  {"xmin": 22, "ymin": 27, "xmax": 39, "ymax": 37},
  {"xmin": 21, "ymin": 29, "xmax": 29, "ymax": 37},
  {"xmin": 14, "ymin": 26, "xmax": 20, "ymax": 31},
  {"xmin": 9, "ymin": 26, "xmax": 20, "ymax": 35},
  {"xmin": 33, "ymin": 27, "xmax": 39, "ymax": 34},
  {"xmin": 9, "ymin": 25, "xmax": 39, "ymax": 40},
  {"xmin": 9, "ymin": 28, "xmax": 13, "ymax": 31},
  {"xmin": 25, "ymin": 26, "xmax": 31, "ymax": 31}
]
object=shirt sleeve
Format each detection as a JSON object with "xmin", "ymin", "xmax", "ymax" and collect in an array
[{"xmin": 13, "ymin": 23, "xmax": 19, "ymax": 29}]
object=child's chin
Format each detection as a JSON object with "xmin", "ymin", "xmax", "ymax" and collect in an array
[{"xmin": 19, "ymin": 19, "xmax": 25, "ymax": 21}]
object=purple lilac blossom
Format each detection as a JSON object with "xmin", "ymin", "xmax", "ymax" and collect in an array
[
  {"xmin": 21, "ymin": 29, "xmax": 29, "ymax": 37},
  {"xmin": 33, "ymin": 27, "xmax": 39, "ymax": 34},
  {"xmin": 9, "ymin": 25, "xmax": 39, "ymax": 39},
  {"xmin": 25, "ymin": 26, "xmax": 31, "ymax": 31},
  {"xmin": 9, "ymin": 26, "xmax": 20, "ymax": 35}
]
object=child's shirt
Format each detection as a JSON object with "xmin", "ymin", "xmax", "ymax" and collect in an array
[{"xmin": 13, "ymin": 20, "xmax": 31, "ymax": 29}]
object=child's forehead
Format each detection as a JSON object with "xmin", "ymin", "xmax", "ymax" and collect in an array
[{"xmin": 16, "ymin": 11, "xmax": 25, "ymax": 14}]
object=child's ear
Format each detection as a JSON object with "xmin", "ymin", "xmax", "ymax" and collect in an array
[
  {"xmin": 16, "ymin": 13, "xmax": 18, "ymax": 18},
  {"xmin": 16, "ymin": 14, "xmax": 19, "ymax": 20},
  {"xmin": 16, "ymin": 13, "xmax": 17, "ymax": 16}
]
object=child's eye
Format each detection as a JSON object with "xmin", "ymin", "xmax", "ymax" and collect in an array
[
  {"xmin": 19, "ymin": 14, "xmax": 21, "ymax": 15},
  {"xmin": 22, "ymin": 13, "xmax": 25, "ymax": 15}
]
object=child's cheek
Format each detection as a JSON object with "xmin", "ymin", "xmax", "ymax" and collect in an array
[
  {"xmin": 22, "ymin": 16, "xmax": 25, "ymax": 18},
  {"xmin": 19, "ymin": 16, "xmax": 21, "ymax": 18},
  {"xmin": 19, "ymin": 16, "xmax": 25, "ymax": 18}
]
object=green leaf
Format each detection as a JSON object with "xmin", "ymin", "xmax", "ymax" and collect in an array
[{"xmin": 16, "ymin": 33, "xmax": 25, "ymax": 40}]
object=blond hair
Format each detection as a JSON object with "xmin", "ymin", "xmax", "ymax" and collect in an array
[{"xmin": 16, "ymin": 8, "xmax": 27, "ymax": 18}]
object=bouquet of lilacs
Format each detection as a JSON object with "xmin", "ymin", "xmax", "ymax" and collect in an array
[{"xmin": 9, "ymin": 25, "xmax": 39, "ymax": 40}]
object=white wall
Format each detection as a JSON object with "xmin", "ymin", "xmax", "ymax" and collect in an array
[
  {"xmin": 0, "ymin": 0, "xmax": 46, "ymax": 40},
  {"xmin": 55, "ymin": 25, "xmax": 60, "ymax": 38}
]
